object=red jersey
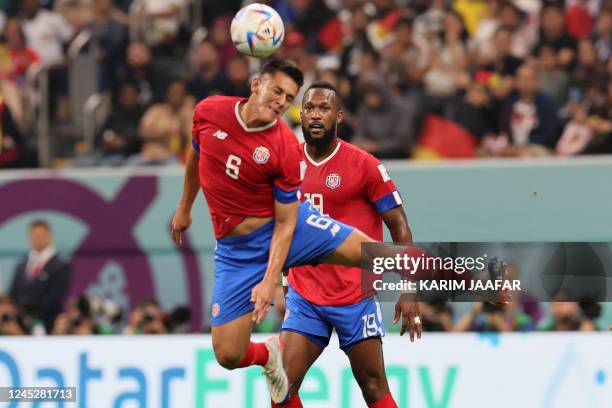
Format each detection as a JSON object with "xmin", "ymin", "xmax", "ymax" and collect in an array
[
  {"xmin": 288, "ymin": 140, "xmax": 403, "ymax": 305},
  {"xmin": 192, "ymin": 96, "xmax": 304, "ymax": 238}
]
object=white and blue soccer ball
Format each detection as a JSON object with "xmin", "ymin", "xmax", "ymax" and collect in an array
[{"xmin": 230, "ymin": 3, "xmax": 285, "ymax": 58}]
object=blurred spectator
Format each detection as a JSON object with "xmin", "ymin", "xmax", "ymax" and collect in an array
[
  {"xmin": 590, "ymin": 8, "xmax": 611, "ymax": 63},
  {"xmin": 188, "ymin": 40, "xmax": 231, "ymax": 101},
  {"xmin": 339, "ymin": 5, "xmax": 375, "ymax": 78},
  {"xmin": 565, "ymin": 0, "xmax": 596, "ymax": 40},
  {"xmin": 126, "ymin": 78, "xmax": 193, "ymax": 165},
  {"xmin": 132, "ymin": 0, "xmax": 190, "ymax": 50},
  {"xmin": 121, "ymin": 42, "xmax": 156, "ymax": 104},
  {"xmin": 366, "ymin": 0, "xmax": 403, "ymax": 50},
  {"xmin": 413, "ymin": 0, "xmax": 446, "ymax": 42},
  {"xmin": 453, "ymin": 81, "xmax": 497, "ymax": 144},
  {"xmin": 382, "ymin": 16, "xmax": 431, "ymax": 92},
  {"xmin": 571, "ymin": 39, "xmax": 607, "ymax": 103},
  {"xmin": 475, "ymin": 25, "xmax": 523, "ymax": 94},
  {"xmin": 318, "ymin": 68, "xmax": 359, "ymax": 140},
  {"xmin": 423, "ymin": 9, "xmax": 470, "ymax": 98},
  {"xmin": 537, "ymin": 45, "xmax": 570, "ymax": 105},
  {"xmin": 534, "ymin": 5, "xmax": 577, "ymax": 69},
  {"xmin": 9, "ymin": 220, "xmax": 72, "ymax": 333},
  {"xmin": 20, "ymin": 0, "xmax": 74, "ymax": 121},
  {"xmin": 209, "ymin": 15, "xmax": 238, "ymax": 68},
  {"xmin": 455, "ymin": 302, "xmax": 534, "ymax": 332},
  {"xmin": 555, "ymin": 102, "xmax": 593, "ymax": 155},
  {"xmin": 538, "ymin": 300, "xmax": 583, "ymax": 331},
  {"xmin": 352, "ymin": 74, "xmax": 416, "ymax": 158},
  {"xmin": 0, "ymin": 295, "xmax": 27, "ymax": 335},
  {"xmin": 420, "ymin": 301, "xmax": 453, "ymax": 332},
  {"xmin": 577, "ymin": 301, "xmax": 602, "ymax": 331},
  {"xmin": 52, "ymin": 296, "xmax": 99, "ymax": 335},
  {"xmin": 20, "ymin": 0, "xmax": 73, "ymax": 68},
  {"xmin": 225, "ymin": 55, "xmax": 250, "ymax": 97},
  {"xmin": 75, "ymin": 80, "xmax": 145, "ymax": 166},
  {"xmin": 281, "ymin": 32, "xmax": 317, "ymax": 128},
  {"xmin": 0, "ymin": 94, "xmax": 35, "ymax": 168},
  {"xmin": 87, "ymin": 0, "xmax": 129, "ymax": 94},
  {"xmin": 0, "ymin": 19, "xmax": 39, "ymax": 87},
  {"xmin": 124, "ymin": 298, "xmax": 168, "ymax": 334},
  {"xmin": 474, "ymin": 2, "xmax": 536, "ymax": 60},
  {"xmin": 53, "ymin": 0, "xmax": 94, "ymax": 30},
  {"xmin": 275, "ymin": 0, "xmax": 335, "ymax": 52},
  {"xmin": 494, "ymin": 64, "xmax": 562, "ymax": 156}
]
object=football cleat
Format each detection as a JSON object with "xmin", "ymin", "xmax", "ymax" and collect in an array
[{"xmin": 263, "ymin": 335, "xmax": 289, "ymax": 404}]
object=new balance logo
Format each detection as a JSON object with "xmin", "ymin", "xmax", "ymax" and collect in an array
[{"xmin": 213, "ymin": 130, "xmax": 228, "ymax": 140}]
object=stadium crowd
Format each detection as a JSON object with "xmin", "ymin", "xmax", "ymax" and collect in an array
[{"xmin": 0, "ymin": 0, "xmax": 610, "ymax": 168}]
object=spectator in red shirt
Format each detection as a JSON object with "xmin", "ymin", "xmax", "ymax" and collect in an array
[{"xmin": 0, "ymin": 19, "xmax": 39, "ymax": 86}]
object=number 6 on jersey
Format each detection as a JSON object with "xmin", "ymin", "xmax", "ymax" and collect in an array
[{"xmin": 226, "ymin": 155, "xmax": 241, "ymax": 179}]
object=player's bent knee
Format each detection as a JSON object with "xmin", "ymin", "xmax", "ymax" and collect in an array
[
  {"xmin": 212, "ymin": 338, "xmax": 246, "ymax": 370},
  {"xmin": 213, "ymin": 347, "xmax": 243, "ymax": 370}
]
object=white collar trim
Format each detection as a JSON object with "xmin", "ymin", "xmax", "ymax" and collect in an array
[
  {"xmin": 234, "ymin": 101, "xmax": 277, "ymax": 132},
  {"xmin": 303, "ymin": 140, "xmax": 342, "ymax": 167}
]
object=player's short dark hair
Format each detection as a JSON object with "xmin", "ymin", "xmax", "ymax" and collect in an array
[
  {"xmin": 260, "ymin": 60, "xmax": 304, "ymax": 89},
  {"xmin": 29, "ymin": 219, "xmax": 50, "ymax": 231},
  {"xmin": 304, "ymin": 81, "xmax": 340, "ymax": 108}
]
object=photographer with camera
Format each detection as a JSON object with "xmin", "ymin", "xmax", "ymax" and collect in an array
[
  {"xmin": 537, "ymin": 290, "xmax": 600, "ymax": 332},
  {"xmin": 52, "ymin": 296, "xmax": 98, "ymax": 335},
  {"xmin": 124, "ymin": 299, "xmax": 169, "ymax": 335},
  {"xmin": 455, "ymin": 301, "xmax": 534, "ymax": 332},
  {"xmin": 0, "ymin": 295, "xmax": 27, "ymax": 335},
  {"xmin": 123, "ymin": 298, "xmax": 191, "ymax": 334}
]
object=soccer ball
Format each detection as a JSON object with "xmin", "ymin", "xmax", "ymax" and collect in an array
[{"xmin": 230, "ymin": 3, "xmax": 285, "ymax": 58}]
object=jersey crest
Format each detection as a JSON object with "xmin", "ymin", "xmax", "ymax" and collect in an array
[
  {"xmin": 325, "ymin": 173, "xmax": 341, "ymax": 189},
  {"xmin": 253, "ymin": 146, "xmax": 270, "ymax": 164}
]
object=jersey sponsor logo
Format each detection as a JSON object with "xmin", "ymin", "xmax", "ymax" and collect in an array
[
  {"xmin": 253, "ymin": 146, "xmax": 270, "ymax": 164},
  {"xmin": 211, "ymin": 303, "xmax": 220, "ymax": 318},
  {"xmin": 377, "ymin": 164, "xmax": 391, "ymax": 182},
  {"xmin": 213, "ymin": 129, "xmax": 228, "ymax": 140},
  {"xmin": 325, "ymin": 173, "xmax": 341, "ymax": 189}
]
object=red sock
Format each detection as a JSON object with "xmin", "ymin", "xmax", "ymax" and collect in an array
[
  {"xmin": 236, "ymin": 342, "xmax": 269, "ymax": 368},
  {"xmin": 368, "ymin": 393, "xmax": 398, "ymax": 408},
  {"xmin": 271, "ymin": 394, "xmax": 302, "ymax": 407}
]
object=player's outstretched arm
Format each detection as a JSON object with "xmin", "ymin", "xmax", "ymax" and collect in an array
[
  {"xmin": 383, "ymin": 206, "xmax": 422, "ymax": 342},
  {"xmin": 172, "ymin": 148, "xmax": 200, "ymax": 245},
  {"xmin": 251, "ymin": 199, "xmax": 299, "ymax": 323}
]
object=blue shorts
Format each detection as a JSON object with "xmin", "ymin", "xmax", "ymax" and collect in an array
[
  {"xmin": 281, "ymin": 287, "xmax": 385, "ymax": 353},
  {"xmin": 211, "ymin": 200, "xmax": 354, "ymax": 326}
]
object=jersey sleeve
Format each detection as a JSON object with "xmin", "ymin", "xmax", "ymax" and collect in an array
[
  {"xmin": 191, "ymin": 99, "xmax": 209, "ymax": 154},
  {"xmin": 362, "ymin": 156, "xmax": 403, "ymax": 214},
  {"xmin": 272, "ymin": 130, "xmax": 303, "ymax": 204}
]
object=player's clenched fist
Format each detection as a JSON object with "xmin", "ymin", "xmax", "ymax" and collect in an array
[
  {"xmin": 251, "ymin": 280, "xmax": 275, "ymax": 323},
  {"xmin": 171, "ymin": 207, "xmax": 192, "ymax": 245}
]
